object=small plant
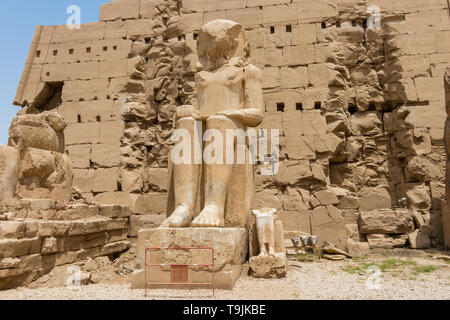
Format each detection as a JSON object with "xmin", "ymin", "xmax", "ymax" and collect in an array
[
  {"xmin": 292, "ymin": 293, "xmax": 300, "ymax": 299},
  {"xmin": 296, "ymin": 252, "xmax": 317, "ymax": 263},
  {"xmin": 352, "ymin": 255, "xmax": 368, "ymax": 262},
  {"xmin": 341, "ymin": 265, "xmax": 363, "ymax": 274},
  {"xmin": 379, "ymin": 258, "xmax": 417, "ymax": 272},
  {"xmin": 341, "ymin": 263, "xmax": 379, "ymax": 275},
  {"xmin": 413, "ymin": 265, "xmax": 437, "ymax": 274}
]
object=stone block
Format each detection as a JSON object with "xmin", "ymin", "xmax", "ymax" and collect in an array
[
  {"xmin": 148, "ymin": 168, "xmax": 169, "ymax": 192},
  {"xmin": 366, "ymin": 234, "xmax": 408, "ymax": 249},
  {"xmin": 280, "ymin": 66, "xmax": 308, "ymax": 89},
  {"xmin": 358, "ymin": 187, "xmax": 392, "ymax": 211},
  {"xmin": 91, "ymin": 144, "xmax": 121, "ymax": 168},
  {"xmin": 100, "ymin": 0, "xmax": 140, "ymax": 21},
  {"xmin": 94, "ymin": 191, "xmax": 136, "ymax": 208},
  {"xmin": 283, "ymin": 44, "xmax": 316, "ymax": 66},
  {"xmin": 78, "ymin": 100, "xmax": 115, "ymax": 123},
  {"xmin": 140, "ymin": 0, "xmax": 166, "ymax": 18},
  {"xmin": 99, "ymin": 121, "xmax": 123, "ymax": 144},
  {"xmin": 0, "ymin": 238, "xmax": 41, "ymax": 259},
  {"xmin": 204, "ymin": 7, "xmax": 262, "ymax": 26},
  {"xmin": 126, "ymin": 19, "xmax": 158, "ymax": 39},
  {"xmin": 0, "ymin": 222, "xmax": 26, "ymax": 239},
  {"xmin": 346, "ymin": 239, "xmax": 370, "ymax": 256},
  {"xmin": 400, "ymin": 183, "xmax": 432, "ymax": 210},
  {"xmin": 129, "ymin": 214, "xmax": 165, "ymax": 237},
  {"xmin": 132, "ymin": 228, "xmax": 248, "ymax": 290},
  {"xmin": 311, "ymin": 205, "xmax": 347, "ymax": 250},
  {"xmin": 302, "ymin": 110, "xmax": 327, "ymax": 135},
  {"xmin": 415, "ymin": 76, "xmax": 444, "ymax": 102},
  {"xmin": 358, "ymin": 209, "xmax": 413, "ymax": 235},
  {"xmin": 120, "ymin": 168, "xmax": 144, "ymax": 193},
  {"xmin": 93, "ymin": 168, "xmax": 119, "ymax": 193},
  {"xmin": 404, "ymin": 104, "xmax": 444, "ymax": 143},
  {"xmin": 106, "ymin": 218, "xmax": 128, "ymax": 231},
  {"xmin": 67, "ymin": 144, "xmax": 91, "ymax": 169},
  {"xmin": 91, "ymin": 39, "xmax": 132, "ymax": 60},
  {"xmin": 99, "ymin": 205, "xmax": 131, "ymax": 218},
  {"xmin": 133, "ymin": 193, "xmax": 168, "ymax": 215},
  {"xmin": 262, "ymin": 4, "xmax": 298, "ymax": 25},
  {"xmin": 408, "ymin": 230, "xmax": 431, "ymax": 249},
  {"xmin": 308, "ymin": 63, "xmax": 329, "ymax": 86},
  {"xmin": 83, "ymin": 232, "xmax": 107, "ymax": 249},
  {"xmin": 255, "ymin": 189, "xmax": 282, "ymax": 211},
  {"xmin": 350, "ymin": 111, "xmax": 383, "ymax": 136},
  {"xmin": 264, "ymin": 47, "xmax": 283, "ymax": 67},
  {"xmin": 72, "ymin": 169, "xmax": 94, "ymax": 193},
  {"xmin": 57, "ymin": 102, "xmax": 79, "ymax": 124},
  {"xmin": 64, "ymin": 123, "xmax": 100, "ymax": 145},
  {"xmin": 104, "ymin": 20, "xmax": 128, "ymax": 39},
  {"xmin": 291, "ymin": 23, "xmax": 317, "ymax": 45},
  {"xmin": 262, "ymin": 67, "xmax": 281, "ymax": 89},
  {"xmin": 313, "ymin": 190, "xmax": 339, "ymax": 206},
  {"xmin": 62, "ymin": 79, "xmax": 108, "ymax": 102},
  {"xmin": 100, "ymin": 240, "xmax": 130, "ymax": 256},
  {"xmin": 278, "ymin": 210, "xmax": 311, "ymax": 234}
]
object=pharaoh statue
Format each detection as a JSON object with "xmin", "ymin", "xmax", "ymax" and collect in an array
[{"xmin": 161, "ymin": 19, "xmax": 264, "ymax": 228}]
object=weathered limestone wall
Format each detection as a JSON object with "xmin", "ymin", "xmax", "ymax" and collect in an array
[{"xmin": 12, "ymin": 0, "xmax": 450, "ymax": 249}]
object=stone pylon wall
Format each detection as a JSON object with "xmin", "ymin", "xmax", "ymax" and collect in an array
[{"xmin": 13, "ymin": 0, "xmax": 450, "ymax": 248}]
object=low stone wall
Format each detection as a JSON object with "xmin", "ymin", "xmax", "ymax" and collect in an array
[{"xmin": 0, "ymin": 201, "xmax": 131, "ymax": 289}]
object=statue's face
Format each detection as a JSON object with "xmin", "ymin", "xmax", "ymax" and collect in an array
[{"xmin": 196, "ymin": 19, "xmax": 245, "ymax": 71}]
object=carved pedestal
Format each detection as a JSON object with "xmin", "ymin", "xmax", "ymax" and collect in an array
[{"xmin": 132, "ymin": 228, "xmax": 248, "ymax": 290}]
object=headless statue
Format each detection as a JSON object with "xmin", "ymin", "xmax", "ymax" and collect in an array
[{"xmin": 161, "ymin": 19, "xmax": 264, "ymax": 228}]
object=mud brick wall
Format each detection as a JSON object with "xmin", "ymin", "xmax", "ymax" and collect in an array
[{"xmin": 13, "ymin": 0, "xmax": 450, "ymax": 248}]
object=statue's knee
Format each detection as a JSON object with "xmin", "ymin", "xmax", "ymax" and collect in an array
[
  {"xmin": 176, "ymin": 117, "xmax": 196, "ymax": 129},
  {"xmin": 206, "ymin": 115, "xmax": 230, "ymax": 128}
]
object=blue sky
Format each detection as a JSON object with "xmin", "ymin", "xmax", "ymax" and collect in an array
[{"xmin": 0, "ymin": 0, "xmax": 109, "ymax": 145}]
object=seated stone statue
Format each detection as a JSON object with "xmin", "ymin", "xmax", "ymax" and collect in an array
[
  {"xmin": 161, "ymin": 19, "xmax": 264, "ymax": 228},
  {"xmin": 4, "ymin": 107, "xmax": 73, "ymax": 202}
]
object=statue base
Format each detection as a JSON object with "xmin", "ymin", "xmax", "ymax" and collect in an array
[{"xmin": 132, "ymin": 228, "xmax": 248, "ymax": 290}]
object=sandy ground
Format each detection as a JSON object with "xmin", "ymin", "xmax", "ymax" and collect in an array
[{"xmin": 0, "ymin": 248, "xmax": 448, "ymax": 300}]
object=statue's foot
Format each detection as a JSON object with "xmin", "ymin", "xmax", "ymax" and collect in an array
[
  {"xmin": 258, "ymin": 251, "xmax": 269, "ymax": 257},
  {"xmin": 160, "ymin": 205, "xmax": 192, "ymax": 228},
  {"xmin": 191, "ymin": 205, "xmax": 225, "ymax": 228}
]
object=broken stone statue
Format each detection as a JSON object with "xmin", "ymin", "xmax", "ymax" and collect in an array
[
  {"xmin": 248, "ymin": 208, "xmax": 287, "ymax": 279},
  {"xmin": 133, "ymin": 19, "xmax": 264, "ymax": 289}
]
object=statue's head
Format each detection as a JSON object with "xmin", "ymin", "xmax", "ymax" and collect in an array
[{"xmin": 196, "ymin": 19, "xmax": 249, "ymax": 71}]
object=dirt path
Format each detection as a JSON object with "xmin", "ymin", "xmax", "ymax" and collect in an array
[{"xmin": 0, "ymin": 249, "xmax": 448, "ymax": 300}]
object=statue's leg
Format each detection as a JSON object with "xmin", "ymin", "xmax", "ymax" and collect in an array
[
  {"xmin": 161, "ymin": 117, "xmax": 200, "ymax": 228},
  {"xmin": 192, "ymin": 115, "xmax": 241, "ymax": 228}
]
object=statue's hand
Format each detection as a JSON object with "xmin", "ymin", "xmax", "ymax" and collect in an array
[
  {"xmin": 176, "ymin": 105, "xmax": 201, "ymax": 120},
  {"xmin": 218, "ymin": 110, "xmax": 244, "ymax": 122}
]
